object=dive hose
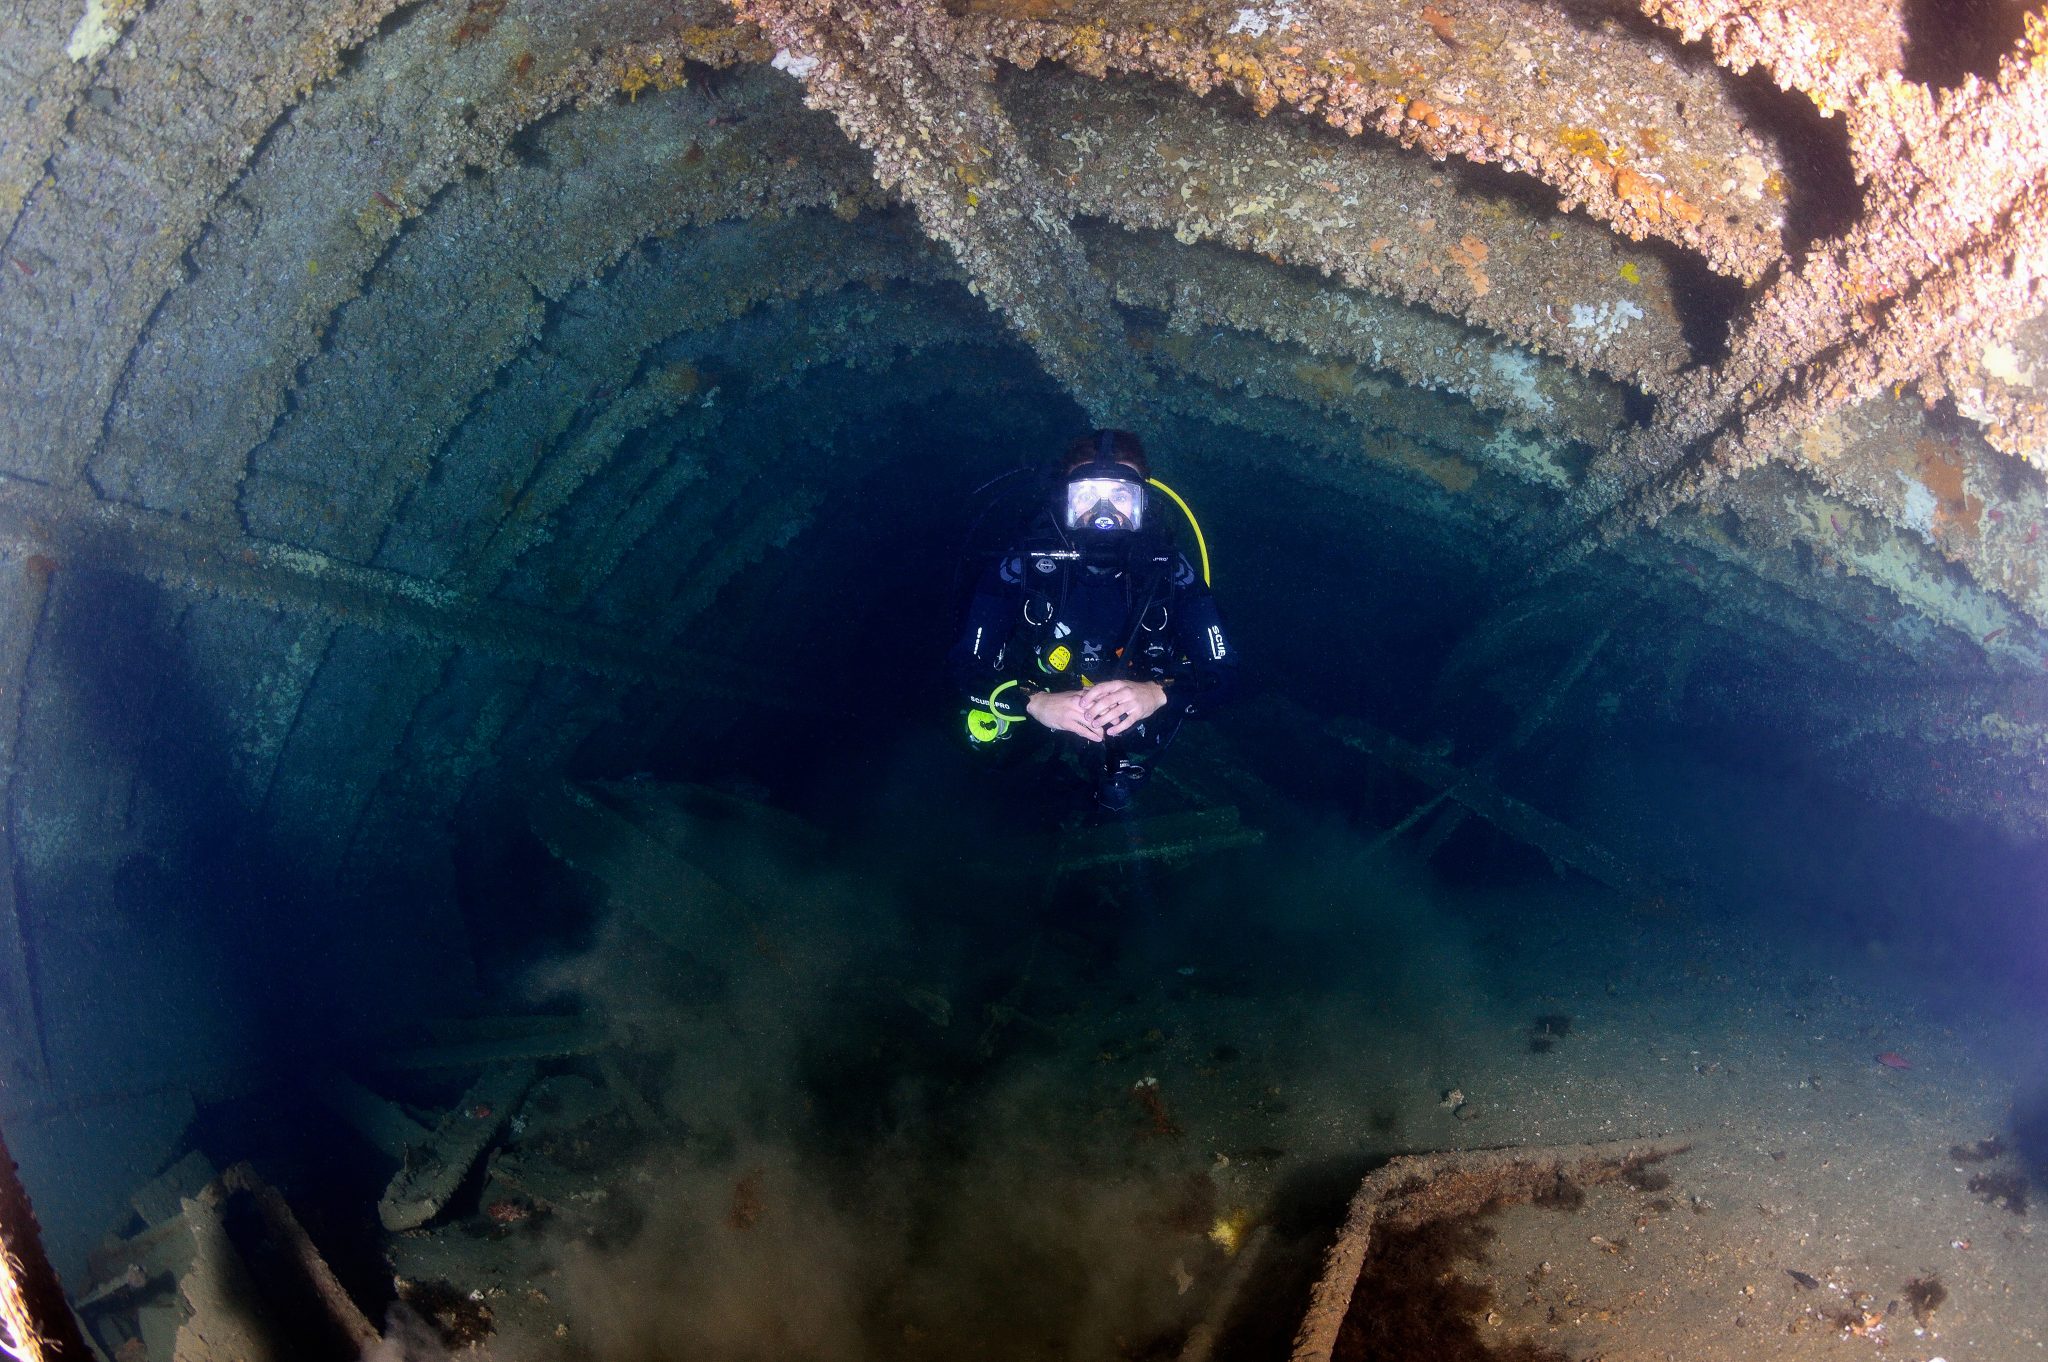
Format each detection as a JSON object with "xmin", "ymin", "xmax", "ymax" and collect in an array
[{"xmin": 1145, "ymin": 477, "xmax": 1211, "ymax": 586}]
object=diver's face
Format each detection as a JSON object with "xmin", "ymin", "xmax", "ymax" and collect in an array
[{"xmin": 1065, "ymin": 468, "xmax": 1145, "ymax": 533}]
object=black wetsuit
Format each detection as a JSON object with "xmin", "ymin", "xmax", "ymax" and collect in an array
[{"xmin": 948, "ymin": 528, "xmax": 1238, "ymax": 787}]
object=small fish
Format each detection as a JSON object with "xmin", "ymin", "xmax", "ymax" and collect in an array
[
  {"xmin": 1875, "ymin": 1051, "xmax": 1912, "ymax": 1070},
  {"xmin": 1787, "ymin": 1269, "xmax": 1820, "ymax": 1290}
]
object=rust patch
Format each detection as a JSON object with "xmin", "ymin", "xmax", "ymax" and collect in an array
[
  {"xmin": 1915, "ymin": 438, "xmax": 1983, "ymax": 538},
  {"xmin": 1447, "ymin": 234, "xmax": 1489, "ymax": 296},
  {"xmin": 451, "ymin": 0, "xmax": 507, "ymax": 46}
]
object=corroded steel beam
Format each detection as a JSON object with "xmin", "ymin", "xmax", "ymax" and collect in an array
[
  {"xmin": 236, "ymin": 83, "xmax": 885, "ymax": 561},
  {"xmin": 88, "ymin": 0, "xmax": 783, "ymax": 518},
  {"xmin": 458, "ymin": 282, "xmax": 986, "ymax": 599},
  {"xmin": 968, "ymin": 0, "xmax": 1790, "ymax": 280},
  {"xmin": 731, "ymin": 0, "xmax": 1150, "ymax": 422},
  {"xmin": 0, "ymin": 553, "xmax": 51, "ymax": 1086},
  {"xmin": 0, "ymin": 0, "xmax": 408, "ymax": 486},
  {"xmin": 1600, "ymin": 13, "xmax": 2048, "ymax": 503},
  {"xmin": 1015, "ymin": 70, "xmax": 1697, "ymax": 396},
  {"xmin": 376, "ymin": 211, "xmax": 947, "ymax": 582},
  {"xmin": 1084, "ymin": 225, "xmax": 1635, "ymax": 449},
  {"xmin": 0, "ymin": 475, "xmax": 779, "ymax": 701}
]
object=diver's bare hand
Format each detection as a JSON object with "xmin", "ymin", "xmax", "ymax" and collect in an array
[
  {"xmin": 1079, "ymin": 679, "xmax": 1167, "ymax": 737},
  {"xmin": 1028, "ymin": 690, "xmax": 1106, "ymax": 742}
]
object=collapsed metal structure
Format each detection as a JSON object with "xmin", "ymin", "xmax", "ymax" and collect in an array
[{"xmin": 0, "ymin": 0, "xmax": 2043, "ymax": 1096}]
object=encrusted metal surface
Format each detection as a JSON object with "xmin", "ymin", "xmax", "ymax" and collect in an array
[
  {"xmin": 0, "ymin": 0, "xmax": 2043, "ymax": 924},
  {"xmin": 1011, "ymin": 68, "xmax": 1699, "ymax": 392},
  {"xmin": 970, "ymin": 0, "xmax": 1794, "ymax": 279}
]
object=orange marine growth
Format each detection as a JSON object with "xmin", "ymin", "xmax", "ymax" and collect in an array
[{"xmin": 1420, "ymin": 5, "xmax": 1461, "ymax": 51}]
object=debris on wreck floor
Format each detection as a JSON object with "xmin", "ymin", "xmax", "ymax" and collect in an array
[
  {"xmin": 53, "ymin": 779, "xmax": 2048, "ymax": 1360},
  {"xmin": 75, "ymin": 1039, "xmax": 668, "ymax": 1358},
  {"xmin": 77, "ymin": 1162, "xmax": 378, "ymax": 1362},
  {"xmin": 1330, "ymin": 714, "xmax": 1663, "ymax": 903},
  {"xmin": 1285, "ymin": 1125, "xmax": 2019, "ymax": 1362},
  {"xmin": 1293, "ymin": 1137, "xmax": 1692, "ymax": 1360},
  {"xmin": 1048, "ymin": 804, "xmax": 1265, "ymax": 879}
]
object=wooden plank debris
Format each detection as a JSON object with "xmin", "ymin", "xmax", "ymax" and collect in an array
[
  {"xmin": 174, "ymin": 1190, "xmax": 279, "ymax": 1362},
  {"xmin": 379, "ymin": 1063, "xmax": 535, "ymax": 1231},
  {"xmin": 1054, "ymin": 805, "xmax": 1263, "ymax": 875},
  {"xmin": 81, "ymin": 1211, "xmax": 197, "ymax": 1309},
  {"xmin": 130, "ymin": 1149, "xmax": 217, "ymax": 1230},
  {"xmin": 595, "ymin": 1054, "xmax": 662, "ymax": 1132},
  {"xmin": 314, "ymin": 1071, "xmax": 431, "ymax": 1162},
  {"xmin": 1333, "ymin": 719, "xmax": 1659, "ymax": 900},
  {"xmin": 1409, "ymin": 627, "xmax": 1611, "ymax": 858},
  {"xmin": 85, "ymin": 1162, "xmax": 375, "ymax": 1362},
  {"xmin": 530, "ymin": 779, "xmax": 763, "ymax": 958},
  {"xmin": 218, "ymin": 1164, "xmax": 378, "ymax": 1353},
  {"xmin": 380, "ymin": 1023, "xmax": 615, "ymax": 1072},
  {"xmin": 1150, "ymin": 730, "xmax": 1288, "ymax": 828}
]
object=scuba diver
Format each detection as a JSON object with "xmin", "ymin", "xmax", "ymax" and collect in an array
[{"xmin": 949, "ymin": 429, "xmax": 1238, "ymax": 812}]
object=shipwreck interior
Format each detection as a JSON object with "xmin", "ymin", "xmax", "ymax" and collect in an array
[{"xmin": 2, "ymin": 0, "xmax": 2048, "ymax": 1357}]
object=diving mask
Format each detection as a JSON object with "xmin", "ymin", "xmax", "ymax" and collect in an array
[{"xmin": 1064, "ymin": 468, "xmax": 1146, "ymax": 534}]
